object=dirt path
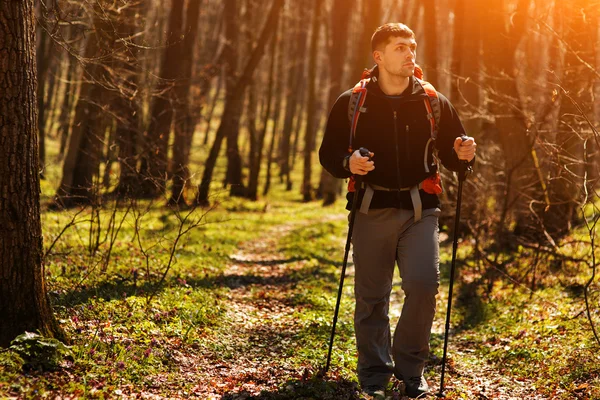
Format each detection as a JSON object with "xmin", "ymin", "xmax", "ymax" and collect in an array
[
  {"xmin": 186, "ymin": 222, "xmax": 549, "ymax": 399},
  {"xmin": 191, "ymin": 223, "xmax": 326, "ymax": 399}
]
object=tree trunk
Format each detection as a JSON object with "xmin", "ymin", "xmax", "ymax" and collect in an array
[
  {"xmin": 422, "ymin": 0, "xmax": 438, "ymax": 87},
  {"xmin": 140, "ymin": 0, "xmax": 186, "ymax": 198},
  {"xmin": 223, "ymin": 0, "xmax": 245, "ymax": 196},
  {"xmin": 170, "ymin": 0, "xmax": 203, "ymax": 206},
  {"xmin": 355, "ymin": 0, "xmax": 381, "ymax": 77},
  {"xmin": 302, "ymin": 0, "xmax": 322, "ymax": 202},
  {"xmin": 247, "ymin": 19, "xmax": 279, "ymax": 201},
  {"xmin": 263, "ymin": 21, "xmax": 286, "ymax": 196},
  {"xmin": 36, "ymin": 18, "xmax": 51, "ymax": 178},
  {"xmin": 0, "ymin": 0, "xmax": 65, "ymax": 347},
  {"xmin": 195, "ymin": 0, "xmax": 285, "ymax": 206},
  {"xmin": 203, "ymin": 69, "xmax": 224, "ymax": 145},
  {"xmin": 319, "ymin": 0, "xmax": 353, "ymax": 206},
  {"xmin": 58, "ymin": 53, "xmax": 78, "ymax": 159},
  {"xmin": 278, "ymin": 6, "xmax": 308, "ymax": 187},
  {"xmin": 109, "ymin": 1, "xmax": 148, "ymax": 198},
  {"xmin": 450, "ymin": 0, "xmax": 481, "ymax": 134},
  {"xmin": 289, "ymin": 82, "xmax": 306, "ymax": 190}
]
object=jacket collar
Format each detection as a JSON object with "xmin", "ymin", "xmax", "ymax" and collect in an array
[{"xmin": 366, "ymin": 65, "xmax": 426, "ymax": 99}]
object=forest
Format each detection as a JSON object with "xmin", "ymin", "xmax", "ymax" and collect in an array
[{"xmin": 1, "ymin": 0, "xmax": 599, "ymax": 398}]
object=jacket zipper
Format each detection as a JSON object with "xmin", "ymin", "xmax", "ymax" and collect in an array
[{"xmin": 393, "ymin": 111, "xmax": 402, "ymax": 189}]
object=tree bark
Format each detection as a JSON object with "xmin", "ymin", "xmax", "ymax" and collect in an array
[
  {"xmin": 0, "ymin": 0, "xmax": 65, "ymax": 347},
  {"xmin": 302, "ymin": 0, "xmax": 322, "ymax": 202},
  {"xmin": 195, "ymin": 0, "xmax": 285, "ymax": 206}
]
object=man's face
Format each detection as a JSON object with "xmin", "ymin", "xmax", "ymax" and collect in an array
[{"xmin": 375, "ymin": 36, "xmax": 417, "ymax": 78}]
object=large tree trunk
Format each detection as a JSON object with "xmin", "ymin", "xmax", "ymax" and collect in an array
[
  {"xmin": 0, "ymin": 0, "xmax": 65, "ymax": 347},
  {"xmin": 195, "ymin": 0, "xmax": 285, "ymax": 206},
  {"xmin": 319, "ymin": 0, "xmax": 353, "ymax": 206},
  {"xmin": 139, "ymin": 0, "xmax": 186, "ymax": 198},
  {"xmin": 302, "ymin": 0, "xmax": 322, "ymax": 202}
]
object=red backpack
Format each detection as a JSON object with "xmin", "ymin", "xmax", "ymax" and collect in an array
[{"xmin": 346, "ymin": 65, "xmax": 442, "ymax": 195}]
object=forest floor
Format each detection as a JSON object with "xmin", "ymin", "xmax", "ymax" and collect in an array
[
  {"xmin": 1, "ymin": 192, "xmax": 598, "ymax": 399},
  {"xmin": 1, "ymin": 135, "xmax": 599, "ymax": 399}
]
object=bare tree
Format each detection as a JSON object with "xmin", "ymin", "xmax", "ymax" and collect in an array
[
  {"xmin": 140, "ymin": 0, "xmax": 186, "ymax": 198},
  {"xmin": 543, "ymin": 0, "xmax": 598, "ymax": 235},
  {"xmin": 195, "ymin": 0, "xmax": 286, "ymax": 206},
  {"xmin": 278, "ymin": 4, "xmax": 309, "ymax": 190},
  {"xmin": 54, "ymin": 4, "xmax": 116, "ymax": 207}
]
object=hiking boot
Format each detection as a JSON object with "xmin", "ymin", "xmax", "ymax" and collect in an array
[
  {"xmin": 362, "ymin": 385, "xmax": 386, "ymax": 399},
  {"xmin": 404, "ymin": 375, "xmax": 430, "ymax": 398}
]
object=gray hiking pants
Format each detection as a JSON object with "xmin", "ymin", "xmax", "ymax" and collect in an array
[{"xmin": 351, "ymin": 207, "xmax": 440, "ymax": 388}]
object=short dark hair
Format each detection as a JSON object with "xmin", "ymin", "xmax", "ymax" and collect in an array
[{"xmin": 371, "ymin": 23, "xmax": 415, "ymax": 52}]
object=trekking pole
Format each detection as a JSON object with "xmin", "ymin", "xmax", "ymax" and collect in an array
[
  {"xmin": 322, "ymin": 147, "xmax": 371, "ymax": 375},
  {"xmin": 437, "ymin": 160, "xmax": 470, "ymax": 398}
]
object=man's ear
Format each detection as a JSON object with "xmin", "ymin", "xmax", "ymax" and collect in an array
[{"xmin": 373, "ymin": 50, "xmax": 382, "ymax": 64}]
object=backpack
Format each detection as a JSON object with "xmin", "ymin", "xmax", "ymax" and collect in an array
[{"xmin": 346, "ymin": 65, "xmax": 442, "ymax": 195}]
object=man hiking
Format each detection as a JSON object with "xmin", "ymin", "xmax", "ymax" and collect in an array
[{"xmin": 319, "ymin": 23, "xmax": 476, "ymax": 398}]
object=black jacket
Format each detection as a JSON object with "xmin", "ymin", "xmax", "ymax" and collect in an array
[{"xmin": 319, "ymin": 69, "xmax": 470, "ymax": 211}]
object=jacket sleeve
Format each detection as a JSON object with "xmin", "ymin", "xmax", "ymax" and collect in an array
[
  {"xmin": 436, "ymin": 92, "xmax": 475, "ymax": 172},
  {"xmin": 319, "ymin": 90, "xmax": 353, "ymax": 179}
]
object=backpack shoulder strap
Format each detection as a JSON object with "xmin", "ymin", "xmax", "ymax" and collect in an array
[
  {"xmin": 415, "ymin": 77, "xmax": 441, "ymax": 141},
  {"xmin": 347, "ymin": 78, "xmax": 370, "ymax": 153}
]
